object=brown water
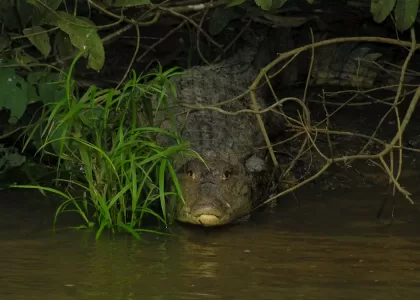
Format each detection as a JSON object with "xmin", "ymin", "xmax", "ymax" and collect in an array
[{"xmin": 1, "ymin": 180, "xmax": 420, "ymax": 300}]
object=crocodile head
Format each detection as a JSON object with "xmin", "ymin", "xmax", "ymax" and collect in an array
[{"xmin": 169, "ymin": 155, "xmax": 266, "ymax": 227}]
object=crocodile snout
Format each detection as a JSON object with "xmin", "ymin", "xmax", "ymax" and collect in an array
[
  {"xmin": 173, "ymin": 160, "xmax": 253, "ymax": 227},
  {"xmin": 191, "ymin": 198, "xmax": 229, "ymax": 226}
]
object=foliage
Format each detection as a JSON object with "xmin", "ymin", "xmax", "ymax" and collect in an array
[
  {"xmin": 1, "ymin": 0, "xmax": 419, "ymax": 237},
  {"xmin": 253, "ymin": 0, "xmax": 289, "ymax": 11},
  {"xmin": 0, "ymin": 1, "xmax": 417, "ymax": 76},
  {"xmin": 236, "ymin": 0, "xmax": 420, "ymax": 33},
  {"xmin": 0, "ymin": 144, "xmax": 26, "ymax": 176},
  {"xmin": 10, "ymin": 50, "xmax": 196, "ymax": 240},
  {"xmin": 0, "ymin": 0, "xmax": 105, "ymax": 71},
  {"xmin": 371, "ymin": 0, "xmax": 420, "ymax": 31},
  {"xmin": 210, "ymin": 0, "xmax": 420, "ymax": 36},
  {"xmin": 0, "ymin": 1, "xmax": 417, "ymax": 85},
  {"xmin": 0, "ymin": 60, "xmax": 66, "ymax": 125},
  {"xmin": 0, "ymin": 63, "xmax": 30, "ymax": 124}
]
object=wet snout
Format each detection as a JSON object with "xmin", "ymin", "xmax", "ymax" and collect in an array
[{"xmin": 190, "ymin": 183, "xmax": 230, "ymax": 226}]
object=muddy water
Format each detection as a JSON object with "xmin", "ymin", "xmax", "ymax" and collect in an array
[{"xmin": 1, "ymin": 180, "xmax": 420, "ymax": 300}]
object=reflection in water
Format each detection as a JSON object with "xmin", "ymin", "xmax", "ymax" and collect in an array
[
  {"xmin": 182, "ymin": 241, "xmax": 220, "ymax": 278},
  {"xmin": 0, "ymin": 184, "xmax": 420, "ymax": 300}
]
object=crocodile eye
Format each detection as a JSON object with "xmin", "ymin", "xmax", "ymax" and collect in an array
[{"xmin": 222, "ymin": 170, "xmax": 232, "ymax": 180}]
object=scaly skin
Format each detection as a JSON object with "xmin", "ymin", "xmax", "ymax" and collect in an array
[
  {"xmin": 155, "ymin": 34, "xmax": 405, "ymax": 227},
  {"xmin": 305, "ymin": 42, "xmax": 410, "ymax": 89},
  {"xmin": 173, "ymin": 159, "xmax": 254, "ymax": 226},
  {"xmin": 155, "ymin": 44, "xmax": 272, "ymax": 227}
]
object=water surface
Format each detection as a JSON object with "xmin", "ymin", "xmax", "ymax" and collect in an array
[{"xmin": 1, "ymin": 180, "xmax": 420, "ymax": 300}]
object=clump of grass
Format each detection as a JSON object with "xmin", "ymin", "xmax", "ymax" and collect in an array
[{"xmin": 12, "ymin": 50, "xmax": 194, "ymax": 239}]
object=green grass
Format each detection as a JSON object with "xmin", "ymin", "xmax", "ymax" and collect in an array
[{"xmin": 11, "ymin": 50, "xmax": 197, "ymax": 239}]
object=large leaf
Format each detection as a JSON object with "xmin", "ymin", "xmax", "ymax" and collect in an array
[
  {"xmin": 255, "ymin": 0, "xmax": 272, "ymax": 10},
  {"xmin": 0, "ymin": 0, "xmax": 21, "ymax": 30},
  {"xmin": 16, "ymin": 0, "xmax": 36, "ymax": 28},
  {"xmin": 0, "ymin": 65, "xmax": 29, "ymax": 124},
  {"xmin": 26, "ymin": 82, "xmax": 40, "ymax": 104},
  {"xmin": 28, "ymin": 0, "xmax": 63, "ymax": 25},
  {"xmin": 255, "ymin": 0, "xmax": 287, "ymax": 10},
  {"xmin": 209, "ymin": 7, "xmax": 241, "ymax": 36},
  {"xmin": 371, "ymin": 0, "xmax": 396, "ymax": 23},
  {"xmin": 38, "ymin": 73, "xmax": 66, "ymax": 104},
  {"xmin": 272, "ymin": 0, "xmax": 288, "ymax": 9},
  {"xmin": 394, "ymin": 0, "xmax": 420, "ymax": 31},
  {"xmin": 26, "ymin": 71, "xmax": 65, "ymax": 104},
  {"xmin": 54, "ymin": 30, "xmax": 77, "ymax": 59},
  {"xmin": 23, "ymin": 26, "xmax": 51, "ymax": 57},
  {"xmin": 51, "ymin": 12, "xmax": 105, "ymax": 71}
]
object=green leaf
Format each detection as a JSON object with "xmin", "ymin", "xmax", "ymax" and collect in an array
[
  {"xmin": 51, "ymin": 11, "xmax": 105, "ymax": 71},
  {"xmin": 54, "ymin": 30, "xmax": 77, "ymax": 59},
  {"xmin": 0, "ymin": 66, "xmax": 29, "ymax": 124},
  {"xmin": 26, "ymin": 72, "xmax": 41, "ymax": 103},
  {"xmin": 255, "ymin": 0, "xmax": 272, "ymax": 10},
  {"xmin": 118, "ymin": 222, "xmax": 141, "ymax": 240},
  {"xmin": 16, "ymin": 0, "xmax": 36, "ymax": 28},
  {"xmin": 104, "ymin": 0, "xmax": 150, "ymax": 7},
  {"xmin": 209, "ymin": 7, "xmax": 241, "ymax": 36},
  {"xmin": 226, "ymin": 0, "xmax": 245, "ymax": 7},
  {"xmin": 25, "ymin": 71, "xmax": 65, "ymax": 105},
  {"xmin": 371, "ymin": 0, "xmax": 396, "ymax": 23},
  {"xmin": 23, "ymin": 26, "xmax": 51, "ymax": 57},
  {"xmin": 0, "ymin": 1, "xmax": 21, "ymax": 30},
  {"xmin": 159, "ymin": 158, "xmax": 167, "ymax": 222},
  {"xmin": 14, "ymin": 49, "xmax": 39, "ymax": 65},
  {"xmin": 38, "ymin": 73, "xmax": 66, "ymax": 104},
  {"xmin": 28, "ymin": 0, "xmax": 63, "ymax": 25},
  {"xmin": 272, "ymin": 0, "xmax": 288, "ymax": 9},
  {"xmin": 394, "ymin": 0, "xmax": 420, "ymax": 31},
  {"xmin": 26, "ymin": 84, "xmax": 40, "ymax": 103}
]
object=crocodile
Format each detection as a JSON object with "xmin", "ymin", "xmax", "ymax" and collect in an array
[
  {"xmin": 152, "ymin": 30, "xmax": 284, "ymax": 227},
  {"xmin": 281, "ymin": 34, "xmax": 418, "ymax": 90},
  {"xmin": 149, "ymin": 25, "xmax": 420, "ymax": 227}
]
